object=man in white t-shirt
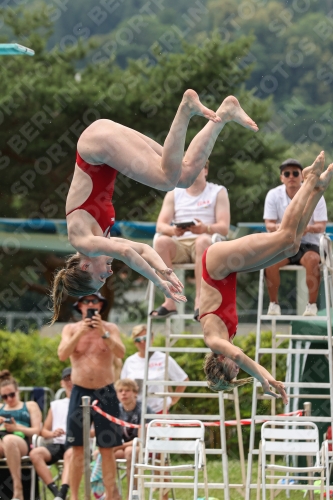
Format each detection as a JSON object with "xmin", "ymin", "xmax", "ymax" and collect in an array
[
  {"xmin": 30, "ymin": 368, "xmax": 73, "ymax": 500},
  {"xmin": 151, "ymin": 160, "xmax": 230, "ymax": 321},
  {"xmin": 121, "ymin": 324, "xmax": 189, "ymax": 414},
  {"xmin": 263, "ymin": 158, "xmax": 328, "ymax": 316}
]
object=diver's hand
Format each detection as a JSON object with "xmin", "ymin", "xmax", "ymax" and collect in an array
[
  {"xmin": 157, "ymin": 280, "xmax": 187, "ymax": 303},
  {"xmin": 158, "ymin": 269, "xmax": 184, "ymax": 292},
  {"xmin": 261, "ymin": 378, "xmax": 288, "ymax": 405}
]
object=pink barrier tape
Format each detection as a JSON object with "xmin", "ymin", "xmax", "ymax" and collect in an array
[{"xmin": 91, "ymin": 400, "xmax": 303, "ymax": 428}]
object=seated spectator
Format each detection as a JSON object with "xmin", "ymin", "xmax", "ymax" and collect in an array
[
  {"xmin": 115, "ymin": 379, "xmax": 154, "ymax": 499},
  {"xmin": 121, "ymin": 325, "xmax": 189, "ymax": 413},
  {"xmin": 0, "ymin": 369, "xmax": 42, "ymax": 500},
  {"xmin": 264, "ymin": 158, "xmax": 327, "ymax": 316},
  {"xmin": 30, "ymin": 367, "xmax": 73, "ymax": 500},
  {"xmin": 151, "ymin": 159, "xmax": 230, "ymax": 321}
]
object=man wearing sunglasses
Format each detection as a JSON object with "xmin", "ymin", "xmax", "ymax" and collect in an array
[
  {"xmin": 264, "ymin": 158, "xmax": 327, "ymax": 316},
  {"xmin": 58, "ymin": 293, "xmax": 125, "ymax": 500}
]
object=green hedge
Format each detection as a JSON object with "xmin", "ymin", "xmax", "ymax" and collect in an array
[
  {"xmin": 0, "ymin": 329, "xmax": 287, "ymax": 454},
  {"xmin": 0, "ymin": 330, "xmax": 69, "ymax": 389}
]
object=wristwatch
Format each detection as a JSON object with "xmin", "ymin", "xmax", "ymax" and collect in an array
[{"xmin": 101, "ymin": 331, "xmax": 110, "ymax": 339}]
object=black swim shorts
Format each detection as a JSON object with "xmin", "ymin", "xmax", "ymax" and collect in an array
[
  {"xmin": 45, "ymin": 443, "xmax": 67, "ymax": 465},
  {"xmin": 66, "ymin": 384, "xmax": 122, "ymax": 448},
  {"xmin": 289, "ymin": 242, "xmax": 320, "ymax": 265}
]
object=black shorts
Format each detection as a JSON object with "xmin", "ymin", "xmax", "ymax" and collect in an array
[
  {"xmin": 0, "ymin": 431, "xmax": 30, "ymax": 452},
  {"xmin": 289, "ymin": 243, "xmax": 320, "ymax": 265},
  {"xmin": 45, "ymin": 443, "xmax": 66, "ymax": 465},
  {"xmin": 66, "ymin": 383, "xmax": 122, "ymax": 448}
]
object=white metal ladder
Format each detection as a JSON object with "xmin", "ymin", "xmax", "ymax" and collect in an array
[
  {"xmin": 245, "ymin": 234, "xmax": 333, "ymax": 500},
  {"xmin": 139, "ymin": 261, "xmax": 246, "ymax": 500}
]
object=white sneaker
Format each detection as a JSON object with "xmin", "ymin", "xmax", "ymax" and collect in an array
[
  {"xmin": 267, "ymin": 302, "xmax": 281, "ymax": 315},
  {"xmin": 303, "ymin": 303, "xmax": 318, "ymax": 316}
]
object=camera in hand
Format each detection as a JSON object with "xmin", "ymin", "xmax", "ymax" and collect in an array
[
  {"xmin": 87, "ymin": 308, "xmax": 98, "ymax": 327},
  {"xmin": 173, "ymin": 220, "xmax": 195, "ymax": 229},
  {"xmin": 4, "ymin": 416, "xmax": 12, "ymax": 423}
]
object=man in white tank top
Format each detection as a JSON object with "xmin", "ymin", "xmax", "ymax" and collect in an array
[
  {"xmin": 30, "ymin": 368, "xmax": 73, "ymax": 500},
  {"xmin": 151, "ymin": 160, "xmax": 230, "ymax": 320}
]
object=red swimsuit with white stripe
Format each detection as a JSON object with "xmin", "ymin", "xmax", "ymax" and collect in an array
[
  {"xmin": 66, "ymin": 152, "xmax": 117, "ymax": 237},
  {"xmin": 199, "ymin": 248, "xmax": 238, "ymax": 339}
]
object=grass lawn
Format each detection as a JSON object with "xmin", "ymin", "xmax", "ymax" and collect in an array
[{"xmin": 44, "ymin": 458, "xmax": 322, "ymax": 499}]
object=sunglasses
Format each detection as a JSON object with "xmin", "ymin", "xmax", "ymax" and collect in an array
[
  {"xmin": 282, "ymin": 171, "xmax": 300, "ymax": 178},
  {"xmin": 62, "ymin": 376, "xmax": 71, "ymax": 382},
  {"xmin": 1, "ymin": 392, "xmax": 16, "ymax": 400},
  {"xmin": 134, "ymin": 336, "xmax": 147, "ymax": 343},
  {"xmin": 81, "ymin": 298, "xmax": 100, "ymax": 305}
]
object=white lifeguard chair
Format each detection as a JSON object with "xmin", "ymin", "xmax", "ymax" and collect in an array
[{"xmin": 246, "ymin": 234, "xmax": 333, "ymax": 499}]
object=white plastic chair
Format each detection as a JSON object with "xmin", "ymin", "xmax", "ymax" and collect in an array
[
  {"xmin": 129, "ymin": 419, "xmax": 208, "ymax": 500},
  {"xmin": 54, "ymin": 387, "xmax": 66, "ymax": 400},
  {"xmin": 116, "ymin": 458, "xmax": 127, "ymax": 497},
  {"xmin": 261, "ymin": 421, "xmax": 326, "ymax": 500},
  {"xmin": 321, "ymin": 435, "xmax": 333, "ymax": 499}
]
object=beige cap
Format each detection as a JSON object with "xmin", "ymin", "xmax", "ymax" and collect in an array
[{"xmin": 131, "ymin": 324, "xmax": 147, "ymax": 339}]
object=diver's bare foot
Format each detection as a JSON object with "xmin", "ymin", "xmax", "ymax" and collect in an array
[
  {"xmin": 182, "ymin": 89, "xmax": 221, "ymax": 123},
  {"xmin": 217, "ymin": 95, "xmax": 259, "ymax": 131},
  {"xmin": 303, "ymin": 151, "xmax": 325, "ymax": 180},
  {"xmin": 315, "ymin": 163, "xmax": 333, "ymax": 190}
]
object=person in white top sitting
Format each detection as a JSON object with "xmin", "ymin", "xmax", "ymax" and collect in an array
[
  {"xmin": 151, "ymin": 159, "xmax": 230, "ymax": 321},
  {"xmin": 121, "ymin": 324, "xmax": 189, "ymax": 414},
  {"xmin": 30, "ymin": 368, "xmax": 73, "ymax": 500},
  {"xmin": 264, "ymin": 158, "xmax": 328, "ymax": 316}
]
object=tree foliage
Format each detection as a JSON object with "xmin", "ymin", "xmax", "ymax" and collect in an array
[
  {"xmin": 0, "ymin": 5, "xmax": 289, "ymax": 224},
  {"xmin": 0, "ymin": 4, "xmax": 291, "ymax": 312},
  {"xmin": 207, "ymin": 0, "xmax": 333, "ymax": 156}
]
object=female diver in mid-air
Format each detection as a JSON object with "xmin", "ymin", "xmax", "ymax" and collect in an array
[
  {"xmin": 201, "ymin": 151, "xmax": 333, "ymax": 402},
  {"xmin": 51, "ymin": 90, "xmax": 258, "ymax": 322}
]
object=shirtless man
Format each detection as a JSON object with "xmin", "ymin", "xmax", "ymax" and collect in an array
[{"xmin": 58, "ymin": 293, "xmax": 125, "ymax": 500}]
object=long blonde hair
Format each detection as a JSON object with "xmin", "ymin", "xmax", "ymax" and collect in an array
[
  {"xmin": 50, "ymin": 253, "xmax": 97, "ymax": 324},
  {"xmin": 204, "ymin": 352, "xmax": 253, "ymax": 391}
]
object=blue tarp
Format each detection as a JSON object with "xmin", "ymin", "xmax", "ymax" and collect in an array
[
  {"xmin": 116, "ymin": 221, "xmax": 156, "ymax": 239},
  {"xmin": 237, "ymin": 222, "xmax": 333, "ymax": 240},
  {"xmin": 1, "ymin": 219, "xmax": 331, "ymax": 241},
  {"xmin": 0, "ymin": 218, "xmax": 155, "ymax": 239}
]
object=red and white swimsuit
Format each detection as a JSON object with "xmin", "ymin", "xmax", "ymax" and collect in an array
[
  {"xmin": 199, "ymin": 248, "xmax": 238, "ymax": 339},
  {"xmin": 66, "ymin": 152, "xmax": 117, "ymax": 237}
]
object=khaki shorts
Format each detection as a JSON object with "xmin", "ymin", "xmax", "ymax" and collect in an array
[{"xmin": 172, "ymin": 237, "xmax": 211, "ymax": 264}]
